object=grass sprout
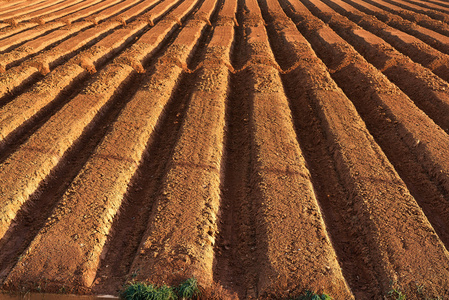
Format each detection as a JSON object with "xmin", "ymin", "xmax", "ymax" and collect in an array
[
  {"xmin": 293, "ymin": 290, "xmax": 331, "ymax": 300},
  {"xmin": 388, "ymin": 288, "xmax": 406, "ymax": 300},
  {"xmin": 121, "ymin": 278, "xmax": 200, "ymax": 300},
  {"xmin": 177, "ymin": 278, "xmax": 200, "ymax": 299},
  {"xmin": 121, "ymin": 282, "xmax": 176, "ymax": 300}
]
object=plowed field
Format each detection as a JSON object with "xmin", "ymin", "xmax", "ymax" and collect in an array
[{"xmin": 1, "ymin": 0, "xmax": 449, "ymax": 298}]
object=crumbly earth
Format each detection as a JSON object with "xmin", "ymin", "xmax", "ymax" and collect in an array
[{"xmin": 1, "ymin": 0, "xmax": 449, "ymax": 299}]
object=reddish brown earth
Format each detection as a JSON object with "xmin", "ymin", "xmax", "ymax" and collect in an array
[{"xmin": 1, "ymin": 0, "xmax": 449, "ymax": 299}]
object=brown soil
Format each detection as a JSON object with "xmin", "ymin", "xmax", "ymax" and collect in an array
[{"xmin": 2, "ymin": 0, "xmax": 449, "ymax": 299}]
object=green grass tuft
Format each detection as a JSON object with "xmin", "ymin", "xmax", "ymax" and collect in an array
[
  {"xmin": 293, "ymin": 290, "xmax": 331, "ymax": 300},
  {"xmin": 177, "ymin": 278, "xmax": 200, "ymax": 299},
  {"xmin": 388, "ymin": 288, "xmax": 406, "ymax": 300},
  {"xmin": 121, "ymin": 278, "xmax": 201, "ymax": 300},
  {"xmin": 121, "ymin": 282, "xmax": 176, "ymax": 300},
  {"xmin": 157, "ymin": 285, "xmax": 178, "ymax": 300}
]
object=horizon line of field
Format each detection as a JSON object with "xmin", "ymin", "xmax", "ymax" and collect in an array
[{"xmin": 1, "ymin": 0, "xmax": 448, "ymax": 298}]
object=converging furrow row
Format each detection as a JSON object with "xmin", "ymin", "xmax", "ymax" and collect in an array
[{"xmin": 1, "ymin": 0, "xmax": 449, "ymax": 298}]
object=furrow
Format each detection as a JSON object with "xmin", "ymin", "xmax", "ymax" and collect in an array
[
  {"xmin": 260, "ymin": 1, "xmax": 385, "ymax": 299},
  {"xmin": 340, "ymin": 0, "xmax": 449, "ymax": 55},
  {"xmin": 0, "ymin": 0, "xmax": 182, "ymax": 287},
  {"xmin": 266, "ymin": 20, "xmax": 384, "ymax": 300},
  {"xmin": 0, "ymin": 0, "xmax": 183, "ymax": 141},
  {"xmin": 205, "ymin": 0, "xmax": 352, "ymax": 297},
  {"xmin": 0, "ymin": 0, "xmax": 122, "ymax": 42},
  {"xmin": 60, "ymin": 0, "xmax": 139, "ymax": 24},
  {"xmin": 0, "ymin": 67, "xmax": 146, "ymax": 292},
  {"xmin": 360, "ymin": 0, "xmax": 449, "ymax": 37},
  {"xmin": 302, "ymin": 0, "xmax": 449, "ymax": 133},
  {"xmin": 1, "ymin": 0, "xmax": 94, "ymax": 27},
  {"xmin": 0, "ymin": 23, "xmax": 97, "ymax": 70},
  {"xmin": 0, "ymin": 0, "xmax": 29, "ymax": 13},
  {"xmin": 0, "ymin": 0, "xmax": 67, "ymax": 22},
  {"xmin": 0, "ymin": 0, "xmax": 49, "ymax": 19},
  {"xmin": 0, "ymin": 21, "xmax": 76, "ymax": 53},
  {"xmin": 398, "ymin": 0, "xmax": 449, "ymax": 14},
  {"xmin": 3, "ymin": 0, "xmax": 449, "ymax": 297},
  {"xmin": 89, "ymin": 58, "xmax": 194, "ymax": 296},
  {"xmin": 0, "ymin": 0, "xmax": 165, "ymax": 72},
  {"xmin": 5, "ymin": 0, "xmax": 86, "ymax": 25},
  {"xmin": 282, "ymin": 0, "xmax": 449, "ymax": 296},
  {"xmin": 318, "ymin": 0, "xmax": 449, "ymax": 85},
  {"xmin": 120, "ymin": 0, "xmax": 230, "ymax": 289},
  {"xmin": 382, "ymin": 0, "xmax": 449, "ymax": 24},
  {"xmin": 92, "ymin": 0, "xmax": 227, "ymax": 295},
  {"xmin": 0, "ymin": 0, "xmax": 199, "ymax": 249},
  {"xmin": 0, "ymin": 0, "xmax": 104, "ymax": 33},
  {"xmin": 1, "ymin": 0, "xmax": 207, "ymax": 292},
  {"xmin": 213, "ymin": 43, "xmax": 253, "ymax": 300},
  {"xmin": 0, "ymin": 0, "xmax": 144, "ymax": 52},
  {"xmin": 0, "ymin": 23, "xmax": 64, "ymax": 51},
  {"xmin": 208, "ymin": 0, "xmax": 246, "ymax": 297},
  {"xmin": 27, "ymin": 0, "xmax": 104, "ymax": 25}
]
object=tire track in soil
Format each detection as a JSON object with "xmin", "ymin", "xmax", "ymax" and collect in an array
[{"xmin": 90, "ymin": 0, "xmax": 225, "ymax": 293}]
